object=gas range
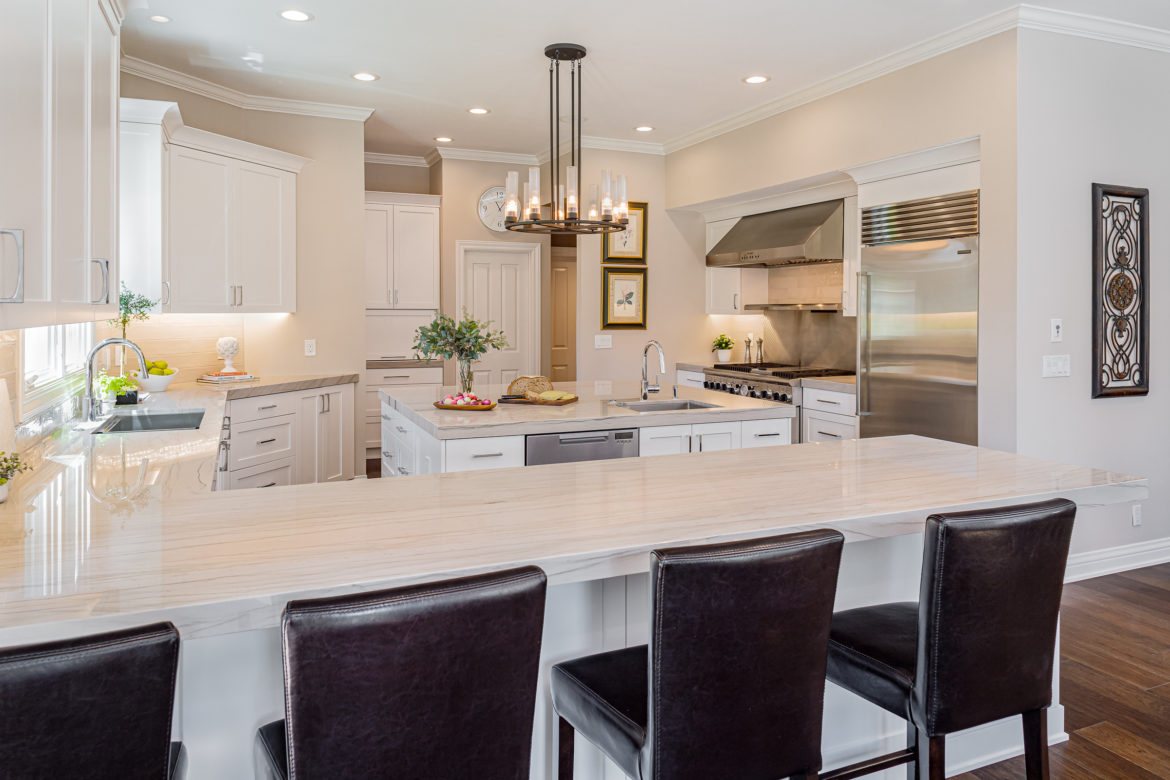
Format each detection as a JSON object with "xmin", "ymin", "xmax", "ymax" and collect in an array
[{"xmin": 702, "ymin": 364, "xmax": 854, "ymax": 404}]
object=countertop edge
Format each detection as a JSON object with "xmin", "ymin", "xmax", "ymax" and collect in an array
[{"xmin": 223, "ymin": 373, "xmax": 359, "ymax": 400}]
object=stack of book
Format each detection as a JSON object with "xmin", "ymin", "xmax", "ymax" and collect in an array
[{"xmin": 196, "ymin": 370, "xmax": 256, "ymax": 385}]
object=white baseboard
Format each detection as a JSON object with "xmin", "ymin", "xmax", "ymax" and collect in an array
[{"xmin": 1065, "ymin": 536, "xmax": 1170, "ymax": 582}]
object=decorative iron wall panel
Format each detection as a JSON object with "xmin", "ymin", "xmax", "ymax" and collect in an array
[{"xmin": 1092, "ymin": 183, "xmax": 1149, "ymax": 398}]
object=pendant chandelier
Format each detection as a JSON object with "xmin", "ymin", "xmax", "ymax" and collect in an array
[{"xmin": 504, "ymin": 43, "xmax": 628, "ymax": 235}]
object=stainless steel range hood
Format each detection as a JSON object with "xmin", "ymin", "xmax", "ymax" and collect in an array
[{"xmin": 706, "ymin": 199, "xmax": 844, "ymax": 268}]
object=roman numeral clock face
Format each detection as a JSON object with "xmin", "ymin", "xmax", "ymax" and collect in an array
[{"xmin": 478, "ymin": 186, "xmax": 508, "ymax": 232}]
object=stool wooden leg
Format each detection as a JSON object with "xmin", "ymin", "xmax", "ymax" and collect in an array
[
  {"xmin": 1022, "ymin": 709, "xmax": 1050, "ymax": 780},
  {"xmin": 910, "ymin": 726, "xmax": 944, "ymax": 780},
  {"xmin": 558, "ymin": 716, "xmax": 575, "ymax": 779},
  {"xmin": 906, "ymin": 723, "xmax": 918, "ymax": 780}
]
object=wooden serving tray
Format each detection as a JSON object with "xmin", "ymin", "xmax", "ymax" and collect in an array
[
  {"xmin": 498, "ymin": 396, "xmax": 578, "ymax": 406},
  {"xmin": 433, "ymin": 401, "xmax": 497, "ymax": 411}
]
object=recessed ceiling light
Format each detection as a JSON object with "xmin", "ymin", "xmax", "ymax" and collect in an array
[
  {"xmin": 434, "ymin": 137, "xmax": 453, "ymax": 143},
  {"xmin": 634, "ymin": 125, "xmax": 654, "ymax": 132},
  {"xmin": 352, "ymin": 72, "xmax": 380, "ymax": 82},
  {"xmin": 742, "ymin": 75, "xmax": 770, "ymax": 84},
  {"xmin": 467, "ymin": 107, "xmax": 490, "ymax": 115},
  {"xmin": 280, "ymin": 9, "xmax": 313, "ymax": 22},
  {"xmin": 149, "ymin": 14, "xmax": 170, "ymax": 22}
]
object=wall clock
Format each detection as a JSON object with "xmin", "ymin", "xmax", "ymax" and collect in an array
[{"xmin": 478, "ymin": 186, "xmax": 508, "ymax": 232}]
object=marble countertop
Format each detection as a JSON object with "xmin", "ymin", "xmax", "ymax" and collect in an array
[
  {"xmin": 219, "ymin": 373, "xmax": 358, "ymax": 400},
  {"xmin": 379, "ymin": 381, "xmax": 795, "ymax": 440},
  {"xmin": 801, "ymin": 375, "xmax": 857, "ymax": 393},
  {"xmin": 0, "ymin": 435, "xmax": 1145, "ymax": 645}
]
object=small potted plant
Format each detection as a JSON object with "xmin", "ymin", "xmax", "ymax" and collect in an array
[
  {"xmin": 712, "ymin": 334, "xmax": 734, "ymax": 363},
  {"xmin": 0, "ymin": 451, "xmax": 30, "ymax": 503},
  {"xmin": 413, "ymin": 311, "xmax": 508, "ymax": 395},
  {"xmin": 96, "ymin": 371, "xmax": 140, "ymax": 406}
]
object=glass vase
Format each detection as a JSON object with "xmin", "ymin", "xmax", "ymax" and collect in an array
[{"xmin": 457, "ymin": 358, "xmax": 474, "ymax": 395}]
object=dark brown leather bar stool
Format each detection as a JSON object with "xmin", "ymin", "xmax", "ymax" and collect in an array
[
  {"xmin": 551, "ymin": 529, "xmax": 845, "ymax": 780},
  {"xmin": 0, "ymin": 621, "xmax": 186, "ymax": 780},
  {"xmin": 256, "ymin": 566, "xmax": 547, "ymax": 779},
  {"xmin": 822, "ymin": 499, "xmax": 1076, "ymax": 780}
]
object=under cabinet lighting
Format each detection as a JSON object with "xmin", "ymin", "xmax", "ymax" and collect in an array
[{"xmin": 280, "ymin": 9, "xmax": 313, "ymax": 22}]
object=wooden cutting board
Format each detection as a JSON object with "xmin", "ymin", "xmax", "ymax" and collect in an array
[{"xmin": 498, "ymin": 396, "xmax": 578, "ymax": 406}]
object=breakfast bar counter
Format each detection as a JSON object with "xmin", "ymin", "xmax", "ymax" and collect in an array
[{"xmin": 0, "ymin": 434, "xmax": 1146, "ymax": 778}]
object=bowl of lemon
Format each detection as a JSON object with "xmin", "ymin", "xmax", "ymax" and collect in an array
[{"xmin": 130, "ymin": 360, "xmax": 178, "ymax": 392}]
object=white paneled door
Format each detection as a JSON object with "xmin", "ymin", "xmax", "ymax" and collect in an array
[{"xmin": 456, "ymin": 242, "xmax": 540, "ymax": 388}]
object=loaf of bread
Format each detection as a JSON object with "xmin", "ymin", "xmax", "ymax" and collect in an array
[{"xmin": 508, "ymin": 375, "xmax": 554, "ymax": 396}]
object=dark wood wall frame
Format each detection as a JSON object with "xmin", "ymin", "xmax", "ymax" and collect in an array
[{"xmin": 1092, "ymin": 183, "xmax": 1149, "ymax": 399}]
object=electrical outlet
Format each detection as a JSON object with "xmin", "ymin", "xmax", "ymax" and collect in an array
[
  {"xmin": 1050, "ymin": 319, "xmax": 1063, "ymax": 342},
  {"xmin": 594, "ymin": 334, "xmax": 612, "ymax": 349},
  {"xmin": 1042, "ymin": 354, "xmax": 1070, "ymax": 377},
  {"xmin": 1132, "ymin": 504, "xmax": 1143, "ymax": 527},
  {"xmin": 594, "ymin": 380, "xmax": 613, "ymax": 395},
  {"xmin": 304, "ymin": 339, "xmax": 317, "ymax": 357}
]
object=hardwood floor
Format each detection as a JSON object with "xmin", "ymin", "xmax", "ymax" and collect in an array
[{"xmin": 957, "ymin": 563, "xmax": 1170, "ymax": 779}]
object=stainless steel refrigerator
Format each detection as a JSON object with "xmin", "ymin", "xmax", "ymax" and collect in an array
[{"xmin": 858, "ymin": 191, "xmax": 979, "ymax": 445}]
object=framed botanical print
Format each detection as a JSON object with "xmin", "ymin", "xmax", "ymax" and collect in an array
[
  {"xmin": 602, "ymin": 266, "xmax": 647, "ymax": 329},
  {"xmin": 602, "ymin": 202, "xmax": 648, "ymax": 263}
]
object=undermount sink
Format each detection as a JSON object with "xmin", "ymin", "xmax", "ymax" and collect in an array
[
  {"xmin": 610, "ymin": 399, "xmax": 722, "ymax": 412},
  {"xmin": 91, "ymin": 410, "xmax": 205, "ymax": 434}
]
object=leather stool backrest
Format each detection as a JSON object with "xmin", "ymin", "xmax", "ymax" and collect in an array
[
  {"xmin": 281, "ymin": 566, "xmax": 546, "ymax": 779},
  {"xmin": 913, "ymin": 498, "xmax": 1076, "ymax": 736},
  {"xmin": 0, "ymin": 621, "xmax": 180, "ymax": 780},
  {"xmin": 644, "ymin": 529, "xmax": 844, "ymax": 780}
]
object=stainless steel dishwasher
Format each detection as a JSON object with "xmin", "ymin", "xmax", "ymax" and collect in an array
[{"xmin": 525, "ymin": 429, "xmax": 639, "ymax": 465}]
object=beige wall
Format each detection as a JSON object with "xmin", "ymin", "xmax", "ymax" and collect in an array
[
  {"xmin": 436, "ymin": 158, "xmax": 550, "ymax": 383},
  {"xmin": 665, "ymin": 31, "xmax": 1019, "ymax": 452},
  {"xmin": 364, "ymin": 162, "xmax": 430, "ymax": 194},
  {"xmin": 120, "ymin": 73, "xmax": 368, "ymax": 467}
]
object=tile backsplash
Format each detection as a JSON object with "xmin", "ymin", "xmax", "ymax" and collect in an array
[{"xmin": 96, "ymin": 314, "xmax": 247, "ymax": 378}]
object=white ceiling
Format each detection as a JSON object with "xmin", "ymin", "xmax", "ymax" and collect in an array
[{"xmin": 120, "ymin": 0, "xmax": 1170, "ymax": 158}]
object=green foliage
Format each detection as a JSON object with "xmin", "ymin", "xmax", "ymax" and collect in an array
[
  {"xmin": 95, "ymin": 371, "xmax": 139, "ymax": 397},
  {"xmin": 0, "ymin": 451, "xmax": 29, "ymax": 483},
  {"xmin": 412, "ymin": 310, "xmax": 508, "ymax": 362},
  {"xmin": 712, "ymin": 334, "xmax": 734, "ymax": 351},
  {"xmin": 108, "ymin": 283, "xmax": 157, "ymax": 338}
]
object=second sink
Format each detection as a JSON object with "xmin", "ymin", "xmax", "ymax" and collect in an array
[
  {"xmin": 611, "ymin": 399, "xmax": 722, "ymax": 412},
  {"xmin": 92, "ymin": 410, "xmax": 206, "ymax": 434}
]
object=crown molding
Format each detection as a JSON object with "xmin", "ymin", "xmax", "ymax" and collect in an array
[
  {"xmin": 120, "ymin": 56, "xmax": 374, "ymax": 122},
  {"xmin": 364, "ymin": 152, "xmax": 429, "ymax": 167},
  {"xmin": 1015, "ymin": 3, "xmax": 1170, "ymax": 53},
  {"xmin": 535, "ymin": 136, "xmax": 666, "ymax": 164},
  {"xmin": 844, "ymin": 137, "xmax": 980, "ymax": 185},
  {"xmin": 429, "ymin": 147, "xmax": 540, "ymax": 166}
]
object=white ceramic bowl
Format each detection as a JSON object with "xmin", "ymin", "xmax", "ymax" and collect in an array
[{"xmin": 131, "ymin": 368, "xmax": 178, "ymax": 392}]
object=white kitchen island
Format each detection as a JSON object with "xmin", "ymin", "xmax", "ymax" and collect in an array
[
  {"xmin": 378, "ymin": 380, "xmax": 798, "ymax": 475},
  {"xmin": 0, "ymin": 431, "xmax": 1146, "ymax": 779}
]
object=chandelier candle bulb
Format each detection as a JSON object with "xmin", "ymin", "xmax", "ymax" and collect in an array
[
  {"xmin": 523, "ymin": 183, "xmax": 531, "ymax": 221},
  {"xmin": 615, "ymin": 174, "xmax": 628, "ymax": 223},
  {"xmin": 588, "ymin": 184, "xmax": 599, "ymax": 220},
  {"xmin": 566, "ymin": 166, "xmax": 579, "ymax": 219},
  {"xmin": 528, "ymin": 166, "xmax": 541, "ymax": 220},
  {"xmin": 558, "ymin": 184, "xmax": 565, "ymax": 220},
  {"xmin": 504, "ymin": 171, "xmax": 519, "ymax": 222},
  {"xmin": 601, "ymin": 169, "xmax": 613, "ymax": 219}
]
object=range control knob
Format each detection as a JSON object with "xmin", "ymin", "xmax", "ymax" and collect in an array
[
  {"xmin": 739, "ymin": 385, "xmax": 750, "ymax": 396},
  {"xmin": 778, "ymin": 393, "xmax": 791, "ymax": 403}
]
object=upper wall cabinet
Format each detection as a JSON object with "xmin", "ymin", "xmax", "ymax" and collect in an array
[
  {"xmin": 364, "ymin": 193, "xmax": 440, "ymax": 310},
  {"xmin": 704, "ymin": 218, "xmax": 767, "ymax": 315},
  {"xmin": 0, "ymin": 0, "xmax": 122, "ymax": 329},
  {"xmin": 120, "ymin": 99, "xmax": 308, "ymax": 314}
]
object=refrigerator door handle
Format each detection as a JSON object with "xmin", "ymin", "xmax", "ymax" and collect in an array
[{"xmin": 858, "ymin": 271, "xmax": 873, "ymax": 416}]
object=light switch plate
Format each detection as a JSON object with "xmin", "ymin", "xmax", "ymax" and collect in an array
[
  {"xmin": 594, "ymin": 334, "xmax": 612, "ymax": 349},
  {"xmin": 1042, "ymin": 354, "xmax": 1070, "ymax": 377},
  {"xmin": 304, "ymin": 339, "xmax": 317, "ymax": 357},
  {"xmin": 1050, "ymin": 319, "xmax": 1063, "ymax": 342},
  {"xmin": 1133, "ymin": 504, "xmax": 1143, "ymax": 527}
]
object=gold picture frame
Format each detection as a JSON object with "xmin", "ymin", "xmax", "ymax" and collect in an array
[
  {"xmin": 602, "ymin": 266, "xmax": 647, "ymax": 329},
  {"xmin": 602, "ymin": 202, "xmax": 648, "ymax": 263}
]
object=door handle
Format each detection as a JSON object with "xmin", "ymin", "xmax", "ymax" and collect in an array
[
  {"xmin": 753, "ymin": 432, "xmax": 781, "ymax": 438},
  {"xmin": 0, "ymin": 229, "xmax": 24, "ymax": 303},
  {"xmin": 558, "ymin": 434, "xmax": 608, "ymax": 444},
  {"xmin": 257, "ymin": 438, "xmax": 277, "ymax": 445},
  {"xmin": 87, "ymin": 258, "xmax": 110, "ymax": 304},
  {"xmin": 819, "ymin": 430, "xmax": 842, "ymax": 439},
  {"xmin": 395, "ymin": 425, "xmax": 407, "ymax": 433},
  {"xmin": 217, "ymin": 440, "xmax": 230, "ymax": 471},
  {"xmin": 858, "ymin": 271, "xmax": 872, "ymax": 416},
  {"xmin": 258, "ymin": 482, "xmax": 278, "ymax": 488},
  {"xmin": 818, "ymin": 399, "xmax": 841, "ymax": 405},
  {"xmin": 383, "ymin": 375, "xmax": 411, "ymax": 380},
  {"xmin": 258, "ymin": 404, "xmax": 278, "ymax": 411},
  {"xmin": 393, "ymin": 288, "xmax": 399, "ymax": 305},
  {"xmin": 382, "ymin": 450, "xmax": 392, "ymax": 458},
  {"xmin": 397, "ymin": 466, "xmax": 410, "ymax": 475},
  {"xmin": 161, "ymin": 280, "xmax": 172, "ymax": 306},
  {"xmin": 238, "ymin": 285, "xmax": 244, "ymax": 306},
  {"xmin": 732, "ymin": 292, "xmax": 739, "ymax": 311},
  {"xmin": 471, "ymin": 452, "xmax": 504, "ymax": 458}
]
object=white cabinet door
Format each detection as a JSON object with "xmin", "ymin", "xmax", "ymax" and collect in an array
[
  {"xmin": 168, "ymin": 146, "xmax": 233, "ymax": 311},
  {"xmin": 692, "ymin": 421, "xmax": 741, "ymax": 452},
  {"xmin": 0, "ymin": 0, "xmax": 52, "ymax": 327},
  {"xmin": 87, "ymin": 0, "xmax": 119, "ymax": 317},
  {"xmin": 364, "ymin": 206, "xmax": 392, "ymax": 309},
  {"xmin": 297, "ymin": 385, "xmax": 354, "ymax": 484},
  {"xmin": 638, "ymin": 425, "xmax": 692, "ymax": 457},
  {"xmin": 234, "ymin": 161, "xmax": 295, "ymax": 312},
  {"xmin": 802, "ymin": 408, "xmax": 859, "ymax": 443},
  {"xmin": 705, "ymin": 268, "xmax": 743, "ymax": 315},
  {"xmin": 365, "ymin": 311, "xmax": 433, "ymax": 361},
  {"xmin": 741, "ymin": 418, "xmax": 793, "ymax": 447},
  {"xmin": 392, "ymin": 205, "xmax": 439, "ymax": 309}
]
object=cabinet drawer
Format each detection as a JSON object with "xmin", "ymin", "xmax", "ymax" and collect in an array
[
  {"xmin": 676, "ymin": 370, "xmax": 705, "ymax": 389},
  {"xmin": 638, "ymin": 425, "xmax": 692, "ymax": 457},
  {"xmin": 365, "ymin": 367, "xmax": 443, "ymax": 386},
  {"xmin": 692, "ymin": 421, "xmax": 741, "ymax": 452},
  {"xmin": 802, "ymin": 409, "xmax": 858, "ymax": 443},
  {"xmin": 226, "ymin": 457, "xmax": 295, "ymax": 490},
  {"xmin": 228, "ymin": 392, "xmax": 299, "ymax": 423},
  {"xmin": 444, "ymin": 436, "xmax": 525, "ymax": 472},
  {"xmin": 802, "ymin": 387, "xmax": 856, "ymax": 415},
  {"xmin": 741, "ymin": 418, "xmax": 793, "ymax": 447},
  {"xmin": 366, "ymin": 311, "xmax": 434, "ymax": 361},
  {"xmin": 228, "ymin": 415, "xmax": 296, "ymax": 470}
]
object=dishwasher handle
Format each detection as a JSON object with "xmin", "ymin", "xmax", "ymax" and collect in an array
[{"xmin": 558, "ymin": 433, "xmax": 610, "ymax": 444}]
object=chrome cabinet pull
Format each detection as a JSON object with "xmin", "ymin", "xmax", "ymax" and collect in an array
[
  {"xmin": 217, "ymin": 440, "xmax": 230, "ymax": 471},
  {"xmin": 397, "ymin": 466, "xmax": 410, "ymax": 475},
  {"xmin": 238, "ymin": 285, "xmax": 243, "ymax": 306},
  {"xmin": 381, "ymin": 414, "xmax": 391, "ymax": 421},
  {"xmin": 379, "ymin": 355, "xmax": 408, "ymax": 360},
  {"xmin": 819, "ymin": 430, "xmax": 842, "ymax": 439},
  {"xmin": 161, "ymin": 280, "xmax": 172, "ymax": 305},
  {"xmin": 858, "ymin": 272, "xmax": 872, "ymax": 416},
  {"xmin": 471, "ymin": 452, "xmax": 503, "ymax": 458},
  {"xmin": 393, "ymin": 288, "xmax": 399, "ymax": 305},
  {"xmin": 0, "ymin": 229, "xmax": 24, "ymax": 303},
  {"xmin": 383, "ymin": 375, "xmax": 411, "ymax": 380},
  {"xmin": 257, "ymin": 438, "xmax": 276, "ymax": 445},
  {"xmin": 732, "ymin": 292, "xmax": 739, "ymax": 311},
  {"xmin": 87, "ymin": 258, "xmax": 110, "ymax": 304},
  {"xmin": 258, "ymin": 482, "xmax": 277, "ymax": 488},
  {"xmin": 818, "ymin": 399, "xmax": 840, "ymax": 405},
  {"xmin": 258, "ymin": 404, "xmax": 277, "ymax": 411},
  {"xmin": 395, "ymin": 425, "xmax": 407, "ymax": 433},
  {"xmin": 754, "ymin": 432, "xmax": 781, "ymax": 438},
  {"xmin": 382, "ymin": 450, "xmax": 392, "ymax": 458}
]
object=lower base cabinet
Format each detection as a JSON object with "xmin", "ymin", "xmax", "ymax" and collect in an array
[
  {"xmin": 217, "ymin": 383, "xmax": 355, "ymax": 490},
  {"xmin": 801, "ymin": 408, "xmax": 859, "ymax": 443},
  {"xmin": 638, "ymin": 418, "xmax": 793, "ymax": 456}
]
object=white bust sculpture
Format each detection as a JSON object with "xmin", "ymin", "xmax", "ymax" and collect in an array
[{"xmin": 216, "ymin": 336, "xmax": 240, "ymax": 373}]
